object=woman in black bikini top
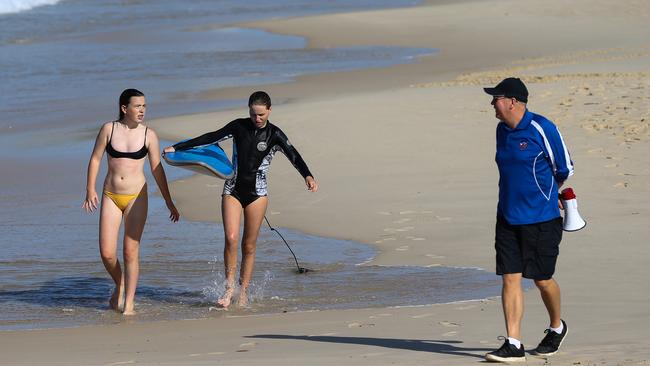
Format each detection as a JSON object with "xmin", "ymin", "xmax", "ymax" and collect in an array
[
  {"xmin": 106, "ymin": 121, "xmax": 148, "ymax": 160},
  {"xmin": 83, "ymin": 88, "xmax": 180, "ymax": 315}
]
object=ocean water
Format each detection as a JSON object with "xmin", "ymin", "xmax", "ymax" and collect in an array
[
  {"xmin": 0, "ymin": 0, "xmax": 503, "ymax": 331},
  {"xmin": 0, "ymin": 0, "xmax": 432, "ymax": 133}
]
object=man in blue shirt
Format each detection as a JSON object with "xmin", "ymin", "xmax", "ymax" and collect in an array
[{"xmin": 483, "ymin": 78, "xmax": 572, "ymax": 362}]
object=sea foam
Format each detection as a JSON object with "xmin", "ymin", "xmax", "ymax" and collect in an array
[{"xmin": 0, "ymin": 0, "xmax": 60, "ymax": 15}]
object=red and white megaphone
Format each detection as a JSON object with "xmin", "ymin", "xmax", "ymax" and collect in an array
[{"xmin": 560, "ymin": 188, "xmax": 586, "ymax": 232}]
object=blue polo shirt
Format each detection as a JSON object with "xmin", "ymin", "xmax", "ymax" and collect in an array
[{"xmin": 496, "ymin": 110, "xmax": 574, "ymax": 225}]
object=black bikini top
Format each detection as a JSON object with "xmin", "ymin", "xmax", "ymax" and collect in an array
[{"xmin": 106, "ymin": 122, "xmax": 148, "ymax": 160}]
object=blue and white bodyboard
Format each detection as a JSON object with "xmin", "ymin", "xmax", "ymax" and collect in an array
[{"xmin": 163, "ymin": 143, "xmax": 234, "ymax": 179}]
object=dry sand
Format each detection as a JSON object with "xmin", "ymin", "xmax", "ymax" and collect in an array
[{"xmin": 2, "ymin": 0, "xmax": 649, "ymax": 365}]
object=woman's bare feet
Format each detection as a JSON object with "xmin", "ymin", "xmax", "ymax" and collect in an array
[
  {"xmin": 237, "ymin": 291, "xmax": 248, "ymax": 308},
  {"xmin": 109, "ymin": 284, "xmax": 124, "ymax": 312},
  {"xmin": 216, "ymin": 285, "xmax": 234, "ymax": 309},
  {"xmin": 237, "ymin": 288, "xmax": 249, "ymax": 308},
  {"xmin": 122, "ymin": 305, "xmax": 136, "ymax": 316}
]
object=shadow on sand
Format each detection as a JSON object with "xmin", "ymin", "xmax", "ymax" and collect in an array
[{"xmin": 246, "ymin": 334, "xmax": 491, "ymax": 359}]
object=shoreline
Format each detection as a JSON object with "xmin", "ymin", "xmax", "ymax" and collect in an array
[{"xmin": 3, "ymin": 0, "xmax": 650, "ymax": 364}]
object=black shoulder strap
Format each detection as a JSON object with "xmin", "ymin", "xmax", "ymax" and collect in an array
[{"xmin": 109, "ymin": 121, "xmax": 116, "ymax": 142}]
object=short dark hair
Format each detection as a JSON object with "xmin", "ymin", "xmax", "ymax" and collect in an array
[
  {"xmin": 248, "ymin": 91, "xmax": 271, "ymax": 109},
  {"xmin": 118, "ymin": 88, "xmax": 145, "ymax": 120}
]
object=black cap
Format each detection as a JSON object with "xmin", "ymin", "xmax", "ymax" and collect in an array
[{"xmin": 483, "ymin": 77, "xmax": 528, "ymax": 103}]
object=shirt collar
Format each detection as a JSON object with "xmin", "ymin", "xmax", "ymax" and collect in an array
[{"xmin": 515, "ymin": 109, "xmax": 533, "ymax": 130}]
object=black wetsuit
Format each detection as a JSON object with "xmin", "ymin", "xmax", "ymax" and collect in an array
[{"xmin": 173, "ymin": 118, "xmax": 313, "ymax": 207}]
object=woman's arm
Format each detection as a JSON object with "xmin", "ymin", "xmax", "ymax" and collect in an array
[
  {"xmin": 82, "ymin": 123, "xmax": 110, "ymax": 213},
  {"xmin": 275, "ymin": 129, "xmax": 318, "ymax": 193},
  {"xmin": 147, "ymin": 129, "xmax": 180, "ymax": 222},
  {"xmin": 166, "ymin": 120, "xmax": 237, "ymax": 152}
]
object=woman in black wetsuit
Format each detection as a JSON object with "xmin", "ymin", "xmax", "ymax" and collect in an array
[{"xmin": 164, "ymin": 91, "xmax": 318, "ymax": 308}]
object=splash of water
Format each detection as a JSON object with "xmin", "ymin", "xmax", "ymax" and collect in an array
[{"xmin": 201, "ymin": 257, "xmax": 273, "ymax": 308}]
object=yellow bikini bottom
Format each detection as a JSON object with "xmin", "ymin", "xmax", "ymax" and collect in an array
[{"xmin": 104, "ymin": 190, "xmax": 140, "ymax": 212}]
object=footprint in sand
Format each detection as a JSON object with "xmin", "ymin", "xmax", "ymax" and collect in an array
[
  {"xmin": 395, "ymin": 226, "xmax": 415, "ymax": 232},
  {"xmin": 455, "ymin": 305, "xmax": 477, "ymax": 310},
  {"xmin": 614, "ymin": 182, "xmax": 629, "ymax": 188},
  {"xmin": 442, "ymin": 331, "xmax": 459, "ymax": 337},
  {"xmin": 411, "ymin": 313, "xmax": 435, "ymax": 319},
  {"xmin": 406, "ymin": 236, "xmax": 426, "ymax": 241},
  {"xmin": 188, "ymin": 352, "xmax": 226, "ymax": 357},
  {"xmin": 439, "ymin": 321, "xmax": 461, "ymax": 327},
  {"xmin": 393, "ymin": 218, "xmax": 412, "ymax": 224},
  {"xmin": 239, "ymin": 342, "xmax": 257, "ymax": 348},
  {"xmin": 399, "ymin": 210, "xmax": 416, "ymax": 215},
  {"xmin": 375, "ymin": 236, "xmax": 397, "ymax": 244},
  {"xmin": 360, "ymin": 352, "xmax": 386, "ymax": 357},
  {"xmin": 559, "ymin": 98, "xmax": 574, "ymax": 107}
]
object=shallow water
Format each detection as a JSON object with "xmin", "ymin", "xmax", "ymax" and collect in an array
[{"xmin": 0, "ymin": 197, "xmax": 502, "ymax": 330}]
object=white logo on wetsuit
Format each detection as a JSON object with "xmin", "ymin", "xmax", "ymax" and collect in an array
[{"xmin": 256, "ymin": 141, "xmax": 267, "ymax": 151}]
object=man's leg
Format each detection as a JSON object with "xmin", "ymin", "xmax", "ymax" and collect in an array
[
  {"xmin": 534, "ymin": 277, "xmax": 567, "ymax": 356},
  {"xmin": 486, "ymin": 272, "xmax": 526, "ymax": 362},
  {"xmin": 529, "ymin": 217, "xmax": 566, "ymax": 356},
  {"xmin": 502, "ymin": 273, "xmax": 524, "ymax": 340},
  {"xmin": 486, "ymin": 217, "xmax": 527, "ymax": 362},
  {"xmin": 535, "ymin": 278, "xmax": 561, "ymax": 328}
]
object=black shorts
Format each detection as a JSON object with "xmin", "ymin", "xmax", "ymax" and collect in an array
[{"xmin": 495, "ymin": 216, "xmax": 563, "ymax": 280}]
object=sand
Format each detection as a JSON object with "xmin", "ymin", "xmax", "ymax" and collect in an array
[{"xmin": 2, "ymin": 0, "xmax": 649, "ymax": 364}]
